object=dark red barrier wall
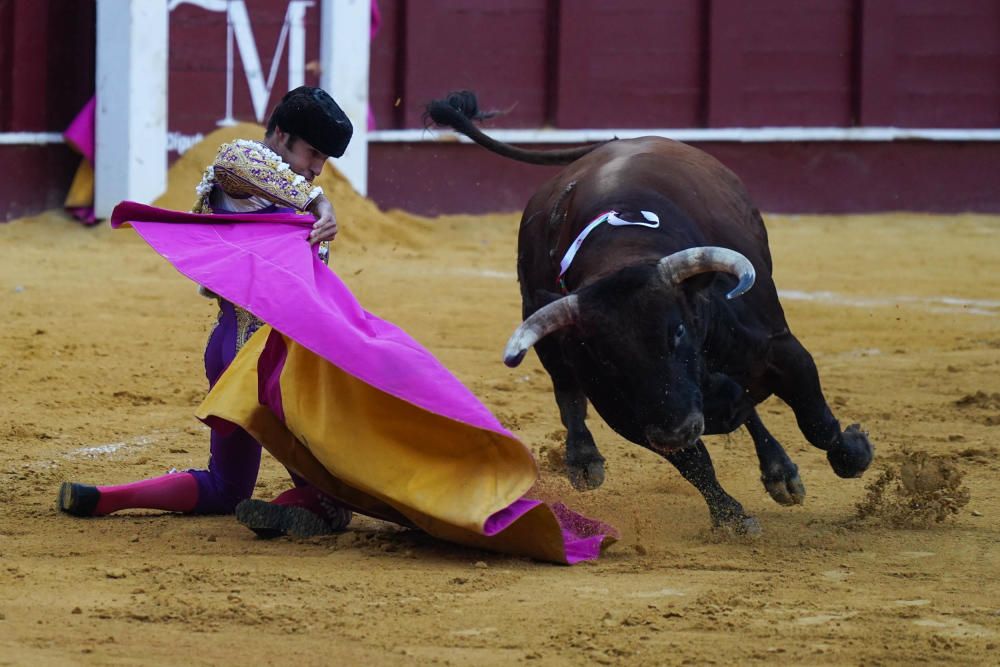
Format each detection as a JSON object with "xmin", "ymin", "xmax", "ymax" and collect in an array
[
  {"xmin": 0, "ymin": 0, "xmax": 95, "ymax": 220},
  {"xmin": 0, "ymin": 0, "xmax": 95, "ymax": 132},
  {"xmin": 859, "ymin": 0, "xmax": 1000, "ymax": 127},
  {"xmin": 365, "ymin": 0, "xmax": 1000, "ymax": 214},
  {"xmin": 368, "ymin": 139, "xmax": 1000, "ymax": 216},
  {"xmin": 370, "ymin": 0, "xmax": 1000, "ymax": 131},
  {"xmin": 2, "ymin": 0, "xmax": 999, "ymax": 219},
  {"xmin": 555, "ymin": 0, "xmax": 706, "ymax": 128},
  {"xmin": 707, "ymin": 0, "xmax": 856, "ymax": 127}
]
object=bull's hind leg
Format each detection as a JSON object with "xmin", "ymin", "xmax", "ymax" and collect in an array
[
  {"xmin": 745, "ymin": 410, "xmax": 806, "ymax": 505},
  {"xmin": 768, "ymin": 333, "xmax": 874, "ymax": 478},
  {"xmin": 535, "ymin": 339, "xmax": 606, "ymax": 490},
  {"xmin": 663, "ymin": 440, "xmax": 760, "ymax": 535}
]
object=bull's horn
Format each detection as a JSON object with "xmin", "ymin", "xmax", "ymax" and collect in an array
[
  {"xmin": 503, "ymin": 295, "xmax": 579, "ymax": 367},
  {"xmin": 657, "ymin": 246, "xmax": 756, "ymax": 300}
]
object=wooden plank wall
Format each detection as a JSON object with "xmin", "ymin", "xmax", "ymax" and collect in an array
[
  {"xmin": 369, "ymin": 0, "xmax": 1000, "ymax": 130},
  {"xmin": 706, "ymin": 0, "xmax": 856, "ymax": 127},
  {"xmin": 0, "ymin": 0, "xmax": 95, "ymax": 220},
  {"xmin": 3, "ymin": 0, "xmax": 996, "ymax": 136},
  {"xmin": 2, "ymin": 0, "xmax": 997, "ymax": 135},
  {"xmin": 859, "ymin": 0, "xmax": 1000, "ymax": 127},
  {"xmin": 0, "ymin": 0, "xmax": 95, "ymax": 132},
  {"xmin": 554, "ymin": 0, "xmax": 706, "ymax": 128},
  {"xmin": 1, "ymin": 0, "xmax": 998, "ymax": 218}
]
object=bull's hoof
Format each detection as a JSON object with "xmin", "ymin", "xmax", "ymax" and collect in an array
[
  {"xmin": 712, "ymin": 513, "xmax": 762, "ymax": 538},
  {"xmin": 566, "ymin": 458, "xmax": 605, "ymax": 491},
  {"xmin": 709, "ymin": 498, "xmax": 761, "ymax": 537},
  {"xmin": 827, "ymin": 424, "xmax": 874, "ymax": 479},
  {"xmin": 760, "ymin": 462, "xmax": 806, "ymax": 506}
]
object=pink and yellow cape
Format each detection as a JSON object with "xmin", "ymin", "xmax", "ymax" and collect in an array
[{"xmin": 111, "ymin": 202, "xmax": 617, "ymax": 564}]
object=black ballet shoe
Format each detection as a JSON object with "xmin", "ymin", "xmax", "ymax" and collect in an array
[{"xmin": 58, "ymin": 482, "xmax": 101, "ymax": 517}]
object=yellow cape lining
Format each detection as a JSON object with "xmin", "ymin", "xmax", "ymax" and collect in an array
[{"xmin": 196, "ymin": 326, "xmax": 575, "ymax": 562}]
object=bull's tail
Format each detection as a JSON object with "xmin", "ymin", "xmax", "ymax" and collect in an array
[{"xmin": 424, "ymin": 90, "xmax": 610, "ymax": 166}]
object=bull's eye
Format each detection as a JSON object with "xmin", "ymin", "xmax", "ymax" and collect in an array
[{"xmin": 674, "ymin": 324, "xmax": 686, "ymax": 347}]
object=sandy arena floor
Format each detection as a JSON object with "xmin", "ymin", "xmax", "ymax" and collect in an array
[{"xmin": 1, "ymin": 144, "xmax": 999, "ymax": 664}]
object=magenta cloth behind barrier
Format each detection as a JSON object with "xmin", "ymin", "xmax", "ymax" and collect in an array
[
  {"xmin": 63, "ymin": 96, "xmax": 97, "ymax": 225},
  {"xmin": 64, "ymin": 96, "xmax": 96, "ymax": 164}
]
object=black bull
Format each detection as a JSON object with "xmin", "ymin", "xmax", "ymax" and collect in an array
[{"xmin": 427, "ymin": 92, "xmax": 874, "ymax": 534}]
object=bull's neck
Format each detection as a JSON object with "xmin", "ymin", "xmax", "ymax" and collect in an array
[{"xmin": 555, "ymin": 208, "xmax": 702, "ymax": 293}]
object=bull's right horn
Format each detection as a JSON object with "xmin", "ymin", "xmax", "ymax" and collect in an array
[
  {"xmin": 657, "ymin": 246, "xmax": 756, "ymax": 300},
  {"xmin": 503, "ymin": 295, "xmax": 579, "ymax": 367}
]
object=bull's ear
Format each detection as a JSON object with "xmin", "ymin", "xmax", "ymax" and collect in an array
[{"xmin": 531, "ymin": 289, "xmax": 565, "ymax": 309}]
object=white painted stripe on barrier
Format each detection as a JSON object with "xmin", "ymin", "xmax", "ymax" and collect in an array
[
  {"xmin": 0, "ymin": 132, "xmax": 65, "ymax": 145},
  {"xmin": 4, "ymin": 127, "xmax": 999, "ymax": 147},
  {"xmin": 370, "ymin": 127, "xmax": 1000, "ymax": 144}
]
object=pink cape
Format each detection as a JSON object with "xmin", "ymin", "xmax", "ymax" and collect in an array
[{"xmin": 110, "ymin": 202, "xmax": 617, "ymax": 563}]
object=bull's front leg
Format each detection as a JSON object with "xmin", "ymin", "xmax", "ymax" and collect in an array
[
  {"xmin": 555, "ymin": 386, "xmax": 606, "ymax": 490},
  {"xmin": 664, "ymin": 440, "xmax": 761, "ymax": 535},
  {"xmin": 535, "ymin": 339, "xmax": 606, "ymax": 490},
  {"xmin": 700, "ymin": 374, "xmax": 804, "ymax": 505},
  {"xmin": 768, "ymin": 333, "xmax": 874, "ymax": 478},
  {"xmin": 744, "ymin": 410, "xmax": 806, "ymax": 505}
]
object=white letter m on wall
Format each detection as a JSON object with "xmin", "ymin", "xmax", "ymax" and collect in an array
[{"xmin": 169, "ymin": 0, "xmax": 315, "ymax": 125}]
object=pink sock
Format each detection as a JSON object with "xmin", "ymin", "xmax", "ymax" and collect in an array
[{"xmin": 95, "ymin": 472, "xmax": 199, "ymax": 515}]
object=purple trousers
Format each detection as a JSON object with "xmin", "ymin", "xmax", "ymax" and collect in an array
[
  {"xmin": 189, "ymin": 300, "xmax": 294, "ymax": 513},
  {"xmin": 186, "ymin": 204, "xmax": 306, "ymax": 513}
]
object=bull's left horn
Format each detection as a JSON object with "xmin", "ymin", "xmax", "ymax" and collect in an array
[
  {"xmin": 503, "ymin": 295, "xmax": 579, "ymax": 367},
  {"xmin": 657, "ymin": 246, "xmax": 756, "ymax": 300}
]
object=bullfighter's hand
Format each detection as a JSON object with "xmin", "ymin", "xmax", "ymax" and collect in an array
[{"xmin": 308, "ymin": 194, "xmax": 338, "ymax": 244}]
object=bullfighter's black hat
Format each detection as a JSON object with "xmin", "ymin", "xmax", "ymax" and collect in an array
[{"xmin": 267, "ymin": 86, "xmax": 353, "ymax": 158}]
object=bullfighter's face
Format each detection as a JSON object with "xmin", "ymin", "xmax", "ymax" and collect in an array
[{"xmin": 270, "ymin": 128, "xmax": 330, "ymax": 183}]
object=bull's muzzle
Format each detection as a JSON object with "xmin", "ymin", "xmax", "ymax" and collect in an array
[{"xmin": 644, "ymin": 414, "xmax": 705, "ymax": 454}]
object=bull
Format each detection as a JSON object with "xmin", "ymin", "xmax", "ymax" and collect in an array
[{"xmin": 426, "ymin": 92, "xmax": 874, "ymax": 534}]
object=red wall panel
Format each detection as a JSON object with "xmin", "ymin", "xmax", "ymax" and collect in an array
[
  {"xmin": 7, "ymin": 0, "xmax": 50, "ymax": 132},
  {"xmin": 0, "ymin": 145, "xmax": 78, "ymax": 221},
  {"xmin": 400, "ymin": 0, "xmax": 550, "ymax": 128},
  {"xmin": 4, "ymin": 0, "xmax": 1000, "ymax": 220},
  {"xmin": 555, "ymin": 0, "xmax": 705, "ymax": 128},
  {"xmin": 369, "ymin": 140, "xmax": 1000, "ymax": 215},
  {"xmin": 368, "ymin": 141, "xmax": 562, "ymax": 215},
  {"xmin": 704, "ymin": 140, "xmax": 1000, "ymax": 213},
  {"xmin": 860, "ymin": 0, "xmax": 1000, "ymax": 127},
  {"xmin": 44, "ymin": 1, "xmax": 96, "ymax": 130},
  {"xmin": 369, "ymin": 0, "xmax": 402, "ymax": 129},
  {"xmin": 0, "ymin": 0, "xmax": 13, "ymax": 131},
  {"xmin": 0, "ymin": 0, "xmax": 94, "ymax": 132},
  {"xmin": 708, "ymin": 0, "xmax": 855, "ymax": 127},
  {"xmin": 168, "ymin": 6, "xmax": 230, "ymax": 135}
]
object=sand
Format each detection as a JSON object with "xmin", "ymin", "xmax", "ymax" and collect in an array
[{"xmin": 1, "ymin": 129, "xmax": 998, "ymax": 664}]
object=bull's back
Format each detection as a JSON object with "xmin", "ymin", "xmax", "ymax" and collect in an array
[
  {"xmin": 518, "ymin": 137, "xmax": 774, "ymax": 294},
  {"xmin": 581, "ymin": 138, "xmax": 768, "ymax": 256}
]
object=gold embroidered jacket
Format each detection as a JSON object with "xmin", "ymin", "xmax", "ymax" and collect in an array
[
  {"xmin": 193, "ymin": 140, "xmax": 323, "ymax": 214},
  {"xmin": 196, "ymin": 140, "xmax": 323, "ymax": 349}
]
